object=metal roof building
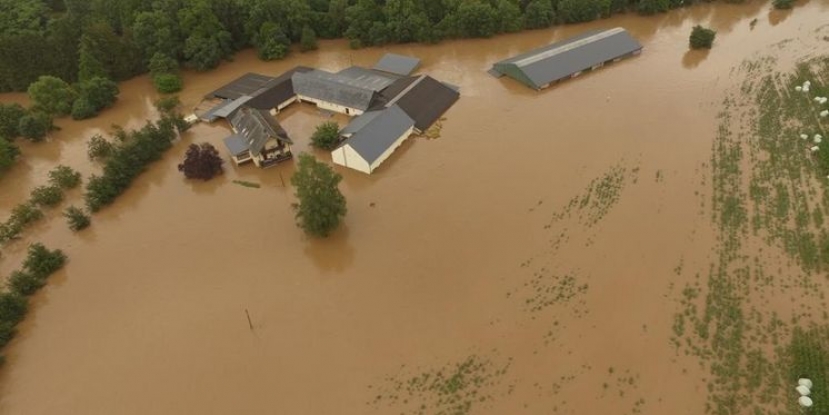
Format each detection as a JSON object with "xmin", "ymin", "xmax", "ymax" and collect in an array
[
  {"xmin": 373, "ymin": 53, "xmax": 421, "ymax": 76},
  {"xmin": 292, "ymin": 70, "xmax": 377, "ymax": 111},
  {"xmin": 490, "ymin": 27, "xmax": 642, "ymax": 90},
  {"xmin": 384, "ymin": 75, "xmax": 460, "ymax": 132},
  {"xmin": 332, "ymin": 105, "xmax": 415, "ymax": 174}
]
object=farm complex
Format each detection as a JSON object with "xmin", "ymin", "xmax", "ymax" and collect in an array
[{"xmin": 196, "ymin": 53, "xmax": 459, "ymax": 174}]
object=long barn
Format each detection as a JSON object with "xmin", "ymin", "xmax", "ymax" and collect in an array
[{"xmin": 490, "ymin": 27, "xmax": 642, "ymax": 90}]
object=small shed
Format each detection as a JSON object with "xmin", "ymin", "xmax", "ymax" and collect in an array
[
  {"xmin": 490, "ymin": 27, "xmax": 642, "ymax": 90},
  {"xmin": 332, "ymin": 105, "xmax": 415, "ymax": 174},
  {"xmin": 373, "ymin": 54, "xmax": 421, "ymax": 76}
]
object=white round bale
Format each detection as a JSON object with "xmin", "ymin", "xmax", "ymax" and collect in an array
[
  {"xmin": 796, "ymin": 86, "xmax": 803, "ymax": 91},
  {"xmin": 799, "ymin": 396, "xmax": 813, "ymax": 407},
  {"xmin": 796, "ymin": 385, "xmax": 811, "ymax": 395},
  {"xmin": 798, "ymin": 378, "xmax": 813, "ymax": 388},
  {"xmin": 815, "ymin": 137, "xmax": 823, "ymax": 144},
  {"xmin": 801, "ymin": 134, "xmax": 809, "ymax": 139},
  {"xmin": 810, "ymin": 146, "xmax": 820, "ymax": 152}
]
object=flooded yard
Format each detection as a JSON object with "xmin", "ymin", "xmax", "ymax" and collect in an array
[{"xmin": 1, "ymin": 1, "xmax": 829, "ymax": 414}]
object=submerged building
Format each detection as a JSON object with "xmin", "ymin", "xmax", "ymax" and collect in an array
[
  {"xmin": 198, "ymin": 53, "xmax": 460, "ymax": 174},
  {"xmin": 489, "ymin": 27, "xmax": 643, "ymax": 90}
]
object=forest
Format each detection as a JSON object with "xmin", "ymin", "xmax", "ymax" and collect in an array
[{"xmin": 0, "ymin": 0, "xmax": 750, "ymax": 93}]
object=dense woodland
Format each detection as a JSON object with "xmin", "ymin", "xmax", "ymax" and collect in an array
[{"xmin": 0, "ymin": 0, "xmax": 752, "ymax": 92}]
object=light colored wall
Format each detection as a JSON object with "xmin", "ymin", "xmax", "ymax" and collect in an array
[
  {"xmin": 331, "ymin": 144, "xmax": 371, "ymax": 174},
  {"xmin": 368, "ymin": 126, "xmax": 415, "ymax": 173},
  {"xmin": 276, "ymin": 96, "xmax": 298, "ymax": 112},
  {"xmin": 232, "ymin": 151, "xmax": 252, "ymax": 165},
  {"xmin": 297, "ymin": 95, "xmax": 363, "ymax": 116}
]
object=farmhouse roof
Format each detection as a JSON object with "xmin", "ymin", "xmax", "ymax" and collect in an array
[
  {"xmin": 292, "ymin": 70, "xmax": 377, "ymax": 111},
  {"xmin": 490, "ymin": 27, "xmax": 642, "ymax": 89},
  {"xmin": 229, "ymin": 107, "xmax": 292, "ymax": 155},
  {"xmin": 373, "ymin": 53, "xmax": 421, "ymax": 76},
  {"xmin": 385, "ymin": 75, "xmax": 460, "ymax": 132},
  {"xmin": 340, "ymin": 105, "xmax": 414, "ymax": 164}
]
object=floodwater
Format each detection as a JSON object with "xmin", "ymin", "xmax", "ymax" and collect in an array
[{"xmin": 0, "ymin": 1, "xmax": 828, "ymax": 414}]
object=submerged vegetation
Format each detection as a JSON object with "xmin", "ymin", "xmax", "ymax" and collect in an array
[
  {"xmin": 672, "ymin": 54, "xmax": 829, "ymax": 415},
  {"xmin": 0, "ymin": 243, "xmax": 66, "ymax": 360}
]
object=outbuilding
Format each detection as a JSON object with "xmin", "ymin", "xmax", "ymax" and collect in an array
[
  {"xmin": 489, "ymin": 27, "xmax": 642, "ymax": 90},
  {"xmin": 332, "ymin": 105, "xmax": 415, "ymax": 174},
  {"xmin": 223, "ymin": 108, "xmax": 293, "ymax": 168}
]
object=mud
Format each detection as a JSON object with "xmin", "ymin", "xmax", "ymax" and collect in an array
[{"xmin": 1, "ymin": 1, "xmax": 828, "ymax": 414}]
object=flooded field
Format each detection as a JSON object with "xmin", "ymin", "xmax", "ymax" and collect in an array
[{"xmin": 1, "ymin": 1, "xmax": 829, "ymax": 414}]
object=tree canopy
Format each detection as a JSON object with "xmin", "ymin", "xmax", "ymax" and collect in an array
[
  {"xmin": 177, "ymin": 143, "xmax": 224, "ymax": 180},
  {"xmin": 291, "ymin": 153, "xmax": 347, "ymax": 237},
  {"xmin": 0, "ymin": 0, "xmax": 747, "ymax": 93}
]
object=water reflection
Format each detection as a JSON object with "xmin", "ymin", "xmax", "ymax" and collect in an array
[
  {"xmin": 682, "ymin": 49, "xmax": 711, "ymax": 69},
  {"xmin": 303, "ymin": 225, "xmax": 355, "ymax": 274}
]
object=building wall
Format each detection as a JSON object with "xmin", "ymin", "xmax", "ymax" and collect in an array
[
  {"xmin": 368, "ymin": 126, "xmax": 415, "ymax": 173},
  {"xmin": 296, "ymin": 95, "xmax": 364, "ymax": 116},
  {"xmin": 275, "ymin": 96, "xmax": 298, "ymax": 112},
  {"xmin": 232, "ymin": 151, "xmax": 252, "ymax": 165},
  {"xmin": 332, "ymin": 144, "xmax": 371, "ymax": 174}
]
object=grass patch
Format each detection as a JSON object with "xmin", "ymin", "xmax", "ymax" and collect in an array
[{"xmin": 232, "ymin": 180, "xmax": 261, "ymax": 189}]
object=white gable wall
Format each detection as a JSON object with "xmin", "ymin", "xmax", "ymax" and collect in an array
[{"xmin": 332, "ymin": 144, "xmax": 371, "ymax": 174}]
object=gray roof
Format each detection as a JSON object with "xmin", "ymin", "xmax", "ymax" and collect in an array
[
  {"xmin": 207, "ymin": 73, "xmax": 274, "ymax": 100},
  {"xmin": 212, "ymin": 95, "xmax": 253, "ymax": 119},
  {"xmin": 491, "ymin": 27, "xmax": 642, "ymax": 89},
  {"xmin": 335, "ymin": 66, "xmax": 399, "ymax": 92},
  {"xmin": 245, "ymin": 66, "xmax": 314, "ymax": 110},
  {"xmin": 384, "ymin": 75, "xmax": 460, "ymax": 132},
  {"xmin": 292, "ymin": 70, "xmax": 376, "ymax": 111},
  {"xmin": 340, "ymin": 105, "xmax": 414, "ymax": 165},
  {"xmin": 373, "ymin": 54, "xmax": 421, "ymax": 76},
  {"xmin": 229, "ymin": 108, "xmax": 292, "ymax": 155},
  {"xmin": 340, "ymin": 110, "xmax": 383, "ymax": 136},
  {"xmin": 223, "ymin": 134, "xmax": 249, "ymax": 156}
]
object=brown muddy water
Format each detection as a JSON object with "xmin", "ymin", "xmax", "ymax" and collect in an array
[{"xmin": 1, "ymin": 1, "xmax": 828, "ymax": 414}]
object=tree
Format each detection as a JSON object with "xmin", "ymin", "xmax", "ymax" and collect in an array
[
  {"xmin": 256, "ymin": 22, "xmax": 290, "ymax": 60},
  {"xmin": 0, "ymin": 292, "xmax": 28, "ymax": 326},
  {"xmin": 773, "ymin": 0, "xmax": 794, "ymax": 9},
  {"xmin": 689, "ymin": 25, "xmax": 716, "ymax": 49},
  {"xmin": 131, "ymin": 10, "xmax": 182, "ymax": 61},
  {"xmin": 557, "ymin": 0, "xmax": 605, "ymax": 23},
  {"xmin": 178, "ymin": 0, "xmax": 233, "ymax": 70},
  {"xmin": 524, "ymin": 0, "xmax": 555, "ymax": 29},
  {"xmin": 71, "ymin": 97, "xmax": 97, "ymax": 120},
  {"xmin": 17, "ymin": 111, "xmax": 51, "ymax": 141},
  {"xmin": 300, "ymin": 26, "xmax": 318, "ymax": 51},
  {"xmin": 78, "ymin": 33, "xmax": 108, "ymax": 82},
  {"xmin": 87, "ymin": 134, "xmax": 115, "ymax": 160},
  {"xmin": 637, "ymin": 0, "xmax": 669, "ymax": 15},
  {"xmin": 27, "ymin": 75, "xmax": 77, "ymax": 116},
  {"xmin": 79, "ymin": 76, "xmax": 119, "ymax": 110},
  {"xmin": 0, "ymin": 103, "xmax": 26, "ymax": 139},
  {"xmin": 456, "ymin": 0, "xmax": 499, "ymax": 38},
  {"xmin": 177, "ymin": 143, "xmax": 224, "ymax": 180},
  {"xmin": 48, "ymin": 165, "xmax": 81, "ymax": 189},
  {"xmin": 496, "ymin": 0, "xmax": 523, "ymax": 33},
  {"xmin": 30, "ymin": 185, "xmax": 63, "ymax": 207},
  {"xmin": 0, "ymin": 137, "xmax": 19, "ymax": 173},
  {"xmin": 64, "ymin": 206, "xmax": 91, "ymax": 231},
  {"xmin": 148, "ymin": 52, "xmax": 179, "ymax": 76},
  {"xmin": 291, "ymin": 153, "xmax": 347, "ymax": 237},
  {"xmin": 153, "ymin": 73, "xmax": 183, "ymax": 93},
  {"xmin": 310, "ymin": 121, "xmax": 341, "ymax": 150}
]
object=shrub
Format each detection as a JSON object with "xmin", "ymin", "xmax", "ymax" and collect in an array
[
  {"xmin": 22, "ymin": 243, "xmax": 67, "ymax": 279},
  {"xmin": 17, "ymin": 111, "xmax": 51, "ymax": 142},
  {"xmin": 153, "ymin": 73, "xmax": 183, "ymax": 94},
  {"xmin": 71, "ymin": 98, "xmax": 97, "ymax": 120},
  {"xmin": 30, "ymin": 185, "xmax": 64, "ymax": 207},
  {"xmin": 177, "ymin": 143, "xmax": 224, "ymax": 180},
  {"xmin": 26, "ymin": 76, "xmax": 77, "ymax": 116},
  {"xmin": 0, "ymin": 137, "xmax": 19, "ymax": 173},
  {"xmin": 64, "ymin": 206, "xmax": 91, "ymax": 231},
  {"xmin": 310, "ymin": 121, "xmax": 341, "ymax": 150},
  {"xmin": 300, "ymin": 26, "xmax": 318, "ymax": 52},
  {"xmin": 8, "ymin": 271, "xmax": 43, "ymax": 297},
  {"xmin": 773, "ymin": 0, "xmax": 794, "ymax": 9},
  {"xmin": 0, "ymin": 321, "xmax": 16, "ymax": 349},
  {"xmin": 149, "ymin": 52, "xmax": 179, "ymax": 76},
  {"xmin": 9, "ymin": 203, "xmax": 43, "ymax": 228},
  {"xmin": 690, "ymin": 25, "xmax": 716, "ymax": 49},
  {"xmin": 87, "ymin": 134, "xmax": 115, "ymax": 161},
  {"xmin": 155, "ymin": 96, "xmax": 181, "ymax": 114},
  {"xmin": 48, "ymin": 165, "xmax": 82, "ymax": 189},
  {"xmin": 84, "ymin": 120, "xmax": 177, "ymax": 212},
  {"xmin": 0, "ymin": 292, "xmax": 27, "ymax": 325}
]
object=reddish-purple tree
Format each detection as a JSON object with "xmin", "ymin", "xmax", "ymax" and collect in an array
[{"xmin": 178, "ymin": 143, "xmax": 224, "ymax": 180}]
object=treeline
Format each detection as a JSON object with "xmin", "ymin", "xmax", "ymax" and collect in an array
[{"xmin": 0, "ymin": 0, "xmax": 750, "ymax": 92}]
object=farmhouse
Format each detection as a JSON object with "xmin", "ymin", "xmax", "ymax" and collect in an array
[
  {"xmin": 489, "ymin": 27, "xmax": 642, "ymax": 90},
  {"xmin": 332, "ymin": 105, "xmax": 415, "ymax": 174},
  {"xmin": 198, "ymin": 53, "xmax": 460, "ymax": 173},
  {"xmin": 222, "ymin": 107, "xmax": 293, "ymax": 168}
]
